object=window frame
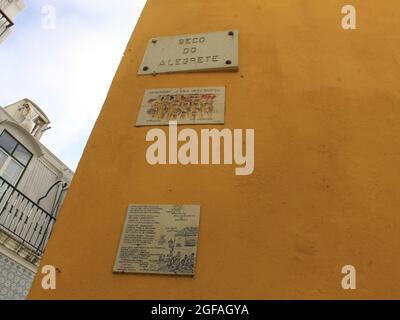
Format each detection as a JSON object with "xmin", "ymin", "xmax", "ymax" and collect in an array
[{"xmin": 0, "ymin": 130, "xmax": 33, "ymax": 187}]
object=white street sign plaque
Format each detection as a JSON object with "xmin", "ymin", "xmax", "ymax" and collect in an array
[{"xmin": 138, "ymin": 30, "xmax": 239, "ymax": 75}]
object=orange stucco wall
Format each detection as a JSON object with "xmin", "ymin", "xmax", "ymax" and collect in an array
[{"xmin": 29, "ymin": 0, "xmax": 400, "ymax": 299}]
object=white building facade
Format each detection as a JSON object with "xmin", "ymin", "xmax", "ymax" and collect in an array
[
  {"xmin": 0, "ymin": 0, "xmax": 25, "ymax": 43},
  {"xmin": 0, "ymin": 99, "xmax": 73, "ymax": 299}
]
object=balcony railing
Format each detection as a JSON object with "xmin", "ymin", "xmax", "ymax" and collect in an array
[
  {"xmin": 0, "ymin": 176, "xmax": 56, "ymax": 255},
  {"xmin": 0, "ymin": 8, "xmax": 13, "ymax": 39}
]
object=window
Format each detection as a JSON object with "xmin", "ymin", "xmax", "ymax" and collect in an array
[
  {"xmin": 0, "ymin": 131, "xmax": 17, "ymax": 153},
  {"xmin": 0, "ymin": 130, "xmax": 33, "ymax": 186}
]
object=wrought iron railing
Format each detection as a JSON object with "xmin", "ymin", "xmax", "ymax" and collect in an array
[
  {"xmin": 0, "ymin": 8, "xmax": 13, "ymax": 39},
  {"xmin": 0, "ymin": 177, "xmax": 56, "ymax": 255}
]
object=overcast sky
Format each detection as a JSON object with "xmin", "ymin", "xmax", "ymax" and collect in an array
[{"xmin": 0, "ymin": 0, "xmax": 147, "ymax": 170}]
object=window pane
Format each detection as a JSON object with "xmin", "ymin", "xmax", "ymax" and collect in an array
[
  {"xmin": 13, "ymin": 144, "xmax": 32, "ymax": 166},
  {"xmin": 2, "ymin": 159, "xmax": 23, "ymax": 186},
  {"xmin": 0, "ymin": 131, "xmax": 17, "ymax": 154},
  {"xmin": 0, "ymin": 149, "xmax": 7, "ymax": 168}
]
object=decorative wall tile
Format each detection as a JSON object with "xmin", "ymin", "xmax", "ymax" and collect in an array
[{"xmin": 0, "ymin": 252, "xmax": 35, "ymax": 300}]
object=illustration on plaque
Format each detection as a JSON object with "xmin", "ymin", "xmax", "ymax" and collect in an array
[
  {"xmin": 113, "ymin": 205, "xmax": 201, "ymax": 276},
  {"xmin": 135, "ymin": 87, "xmax": 225, "ymax": 126}
]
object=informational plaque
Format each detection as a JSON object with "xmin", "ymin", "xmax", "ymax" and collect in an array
[
  {"xmin": 138, "ymin": 30, "xmax": 239, "ymax": 75},
  {"xmin": 135, "ymin": 87, "xmax": 225, "ymax": 126},
  {"xmin": 113, "ymin": 205, "xmax": 201, "ymax": 276}
]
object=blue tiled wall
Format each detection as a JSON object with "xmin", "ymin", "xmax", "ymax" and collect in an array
[{"xmin": 0, "ymin": 252, "xmax": 35, "ymax": 300}]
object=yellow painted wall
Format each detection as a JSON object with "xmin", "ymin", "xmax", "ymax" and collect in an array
[{"xmin": 29, "ymin": 0, "xmax": 400, "ymax": 299}]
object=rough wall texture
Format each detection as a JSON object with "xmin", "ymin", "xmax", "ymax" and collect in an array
[{"xmin": 29, "ymin": 0, "xmax": 400, "ymax": 299}]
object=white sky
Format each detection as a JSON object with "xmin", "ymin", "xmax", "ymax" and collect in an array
[{"xmin": 0, "ymin": 0, "xmax": 147, "ymax": 170}]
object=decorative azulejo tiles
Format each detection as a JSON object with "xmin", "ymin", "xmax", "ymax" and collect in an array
[{"xmin": 0, "ymin": 253, "xmax": 35, "ymax": 300}]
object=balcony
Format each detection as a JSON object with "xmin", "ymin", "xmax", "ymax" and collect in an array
[
  {"xmin": 0, "ymin": 176, "xmax": 55, "ymax": 256},
  {"xmin": 0, "ymin": 8, "xmax": 13, "ymax": 39}
]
